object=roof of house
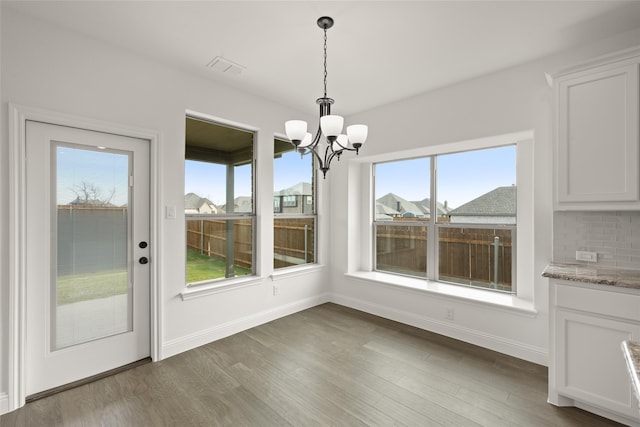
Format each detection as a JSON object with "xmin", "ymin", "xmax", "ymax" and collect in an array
[
  {"xmin": 219, "ymin": 196, "xmax": 253, "ymax": 213},
  {"xmin": 413, "ymin": 198, "xmax": 451, "ymax": 216},
  {"xmin": 274, "ymin": 182, "xmax": 312, "ymax": 197},
  {"xmin": 376, "ymin": 193, "xmax": 424, "ymax": 217},
  {"xmin": 376, "ymin": 202, "xmax": 400, "ymax": 216},
  {"xmin": 184, "ymin": 192, "xmax": 215, "ymax": 211},
  {"xmin": 448, "ymin": 186, "xmax": 516, "ymax": 216}
]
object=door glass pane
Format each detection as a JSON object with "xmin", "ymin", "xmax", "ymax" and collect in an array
[{"xmin": 53, "ymin": 144, "xmax": 131, "ymax": 350}]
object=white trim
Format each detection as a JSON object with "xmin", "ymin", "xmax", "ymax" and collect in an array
[
  {"xmin": 0, "ymin": 393, "xmax": 8, "ymax": 415},
  {"xmin": 548, "ymin": 44, "xmax": 640, "ymax": 83},
  {"xmin": 270, "ymin": 264, "xmax": 325, "ymax": 281},
  {"xmin": 330, "ymin": 292, "xmax": 547, "ymax": 365},
  {"xmin": 7, "ymin": 104, "xmax": 162, "ymax": 411},
  {"xmin": 351, "ymin": 130, "xmax": 533, "ymax": 165},
  {"xmin": 185, "ymin": 109, "xmax": 260, "ymax": 133},
  {"xmin": 162, "ymin": 294, "xmax": 330, "ymax": 358},
  {"xmin": 344, "ymin": 271, "xmax": 537, "ymax": 316},
  {"xmin": 180, "ymin": 276, "xmax": 264, "ymax": 301}
]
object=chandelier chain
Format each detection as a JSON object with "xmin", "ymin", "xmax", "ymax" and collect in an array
[{"xmin": 323, "ymin": 27, "xmax": 328, "ymax": 98}]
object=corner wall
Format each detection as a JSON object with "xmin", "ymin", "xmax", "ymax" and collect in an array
[
  {"xmin": 329, "ymin": 27, "xmax": 640, "ymax": 365},
  {"xmin": 0, "ymin": 7, "xmax": 328, "ymax": 412}
]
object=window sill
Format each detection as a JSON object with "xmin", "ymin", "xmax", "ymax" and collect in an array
[
  {"xmin": 270, "ymin": 264, "xmax": 324, "ymax": 281},
  {"xmin": 180, "ymin": 275, "xmax": 264, "ymax": 301},
  {"xmin": 344, "ymin": 271, "xmax": 537, "ymax": 316}
]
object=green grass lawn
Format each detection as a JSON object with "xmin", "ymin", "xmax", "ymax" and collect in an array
[
  {"xmin": 56, "ymin": 270, "xmax": 128, "ymax": 306},
  {"xmin": 186, "ymin": 247, "xmax": 251, "ymax": 284},
  {"xmin": 55, "ymin": 249, "xmax": 251, "ymax": 305}
]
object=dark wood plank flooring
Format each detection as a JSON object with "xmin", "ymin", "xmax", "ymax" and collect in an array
[{"xmin": 0, "ymin": 303, "xmax": 624, "ymax": 426}]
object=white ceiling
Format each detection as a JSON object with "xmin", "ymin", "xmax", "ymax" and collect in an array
[{"xmin": 6, "ymin": 1, "xmax": 640, "ymax": 116}]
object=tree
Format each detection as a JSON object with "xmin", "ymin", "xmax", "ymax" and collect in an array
[{"xmin": 70, "ymin": 181, "xmax": 116, "ymax": 206}]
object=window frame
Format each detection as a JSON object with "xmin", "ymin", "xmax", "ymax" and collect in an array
[
  {"xmin": 184, "ymin": 114, "xmax": 257, "ymax": 287},
  {"xmin": 273, "ymin": 137, "xmax": 318, "ymax": 270},
  {"xmin": 372, "ymin": 144, "xmax": 518, "ymax": 294}
]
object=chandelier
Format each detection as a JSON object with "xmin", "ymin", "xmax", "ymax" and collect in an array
[{"xmin": 285, "ymin": 16, "xmax": 368, "ymax": 178}]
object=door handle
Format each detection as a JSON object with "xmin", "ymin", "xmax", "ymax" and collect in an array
[
  {"xmin": 139, "ymin": 257, "xmax": 149, "ymax": 265},
  {"xmin": 139, "ymin": 241, "xmax": 148, "ymax": 249}
]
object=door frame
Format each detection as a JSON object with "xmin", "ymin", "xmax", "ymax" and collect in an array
[{"xmin": 8, "ymin": 104, "xmax": 162, "ymax": 411}]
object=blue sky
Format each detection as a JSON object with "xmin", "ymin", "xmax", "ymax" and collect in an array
[
  {"xmin": 56, "ymin": 143, "xmax": 515, "ymax": 210},
  {"xmin": 185, "ymin": 145, "xmax": 516, "ymax": 210},
  {"xmin": 185, "ymin": 149, "xmax": 312, "ymax": 205},
  {"xmin": 56, "ymin": 146, "xmax": 130, "ymax": 206},
  {"xmin": 375, "ymin": 145, "xmax": 516, "ymax": 209}
]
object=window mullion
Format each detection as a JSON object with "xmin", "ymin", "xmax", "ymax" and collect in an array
[{"xmin": 426, "ymin": 156, "xmax": 437, "ymax": 280}]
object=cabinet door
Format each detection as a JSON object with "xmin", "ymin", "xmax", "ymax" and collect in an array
[
  {"xmin": 556, "ymin": 309, "xmax": 640, "ymax": 419},
  {"xmin": 557, "ymin": 63, "xmax": 639, "ymax": 206}
]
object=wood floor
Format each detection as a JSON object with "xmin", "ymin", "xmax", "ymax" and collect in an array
[{"xmin": 1, "ymin": 303, "xmax": 624, "ymax": 426}]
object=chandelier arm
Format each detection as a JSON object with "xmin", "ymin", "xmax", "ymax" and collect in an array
[
  {"xmin": 324, "ymin": 146, "xmax": 342, "ymax": 170},
  {"xmin": 284, "ymin": 16, "xmax": 366, "ymax": 179},
  {"xmin": 310, "ymin": 125, "xmax": 322, "ymax": 149},
  {"xmin": 309, "ymin": 143, "xmax": 325, "ymax": 167}
]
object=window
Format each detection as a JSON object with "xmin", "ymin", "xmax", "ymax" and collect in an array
[
  {"xmin": 184, "ymin": 116, "xmax": 255, "ymax": 285},
  {"xmin": 273, "ymin": 138, "xmax": 316, "ymax": 269},
  {"xmin": 374, "ymin": 145, "xmax": 516, "ymax": 293},
  {"xmin": 282, "ymin": 195, "xmax": 297, "ymax": 207}
]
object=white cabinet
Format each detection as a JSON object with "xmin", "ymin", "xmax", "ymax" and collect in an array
[
  {"xmin": 549, "ymin": 280, "xmax": 640, "ymax": 425},
  {"xmin": 551, "ymin": 47, "xmax": 640, "ymax": 210}
]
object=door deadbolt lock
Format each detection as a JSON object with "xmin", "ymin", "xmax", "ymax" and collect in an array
[{"xmin": 139, "ymin": 241, "xmax": 148, "ymax": 249}]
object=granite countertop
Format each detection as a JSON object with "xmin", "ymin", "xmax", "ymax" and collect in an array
[
  {"xmin": 543, "ymin": 263, "xmax": 640, "ymax": 289},
  {"xmin": 622, "ymin": 340, "xmax": 640, "ymax": 409}
]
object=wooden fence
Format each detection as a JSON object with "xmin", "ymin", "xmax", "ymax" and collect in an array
[
  {"xmin": 186, "ymin": 219, "xmax": 254, "ymax": 268},
  {"xmin": 273, "ymin": 218, "xmax": 315, "ymax": 269},
  {"xmin": 186, "ymin": 218, "xmax": 316, "ymax": 270},
  {"xmin": 186, "ymin": 217, "xmax": 512, "ymax": 290},
  {"xmin": 57, "ymin": 205, "xmax": 128, "ymax": 275},
  {"xmin": 376, "ymin": 224, "xmax": 512, "ymax": 290}
]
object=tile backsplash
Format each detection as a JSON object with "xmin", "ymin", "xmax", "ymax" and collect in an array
[{"xmin": 554, "ymin": 211, "xmax": 640, "ymax": 269}]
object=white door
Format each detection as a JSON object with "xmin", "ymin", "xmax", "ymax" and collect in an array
[{"xmin": 25, "ymin": 120, "xmax": 150, "ymax": 397}]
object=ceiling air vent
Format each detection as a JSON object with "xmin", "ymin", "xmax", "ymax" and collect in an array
[{"xmin": 206, "ymin": 56, "xmax": 245, "ymax": 75}]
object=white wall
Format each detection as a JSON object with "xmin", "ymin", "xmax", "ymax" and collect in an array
[
  {"xmin": 329, "ymin": 27, "xmax": 640, "ymax": 365},
  {"xmin": 0, "ymin": 7, "xmax": 328, "ymax": 411},
  {"xmin": 3, "ymin": 2, "xmax": 640, "ymax": 414}
]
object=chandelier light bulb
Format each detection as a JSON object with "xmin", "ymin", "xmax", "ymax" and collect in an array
[
  {"xmin": 333, "ymin": 134, "xmax": 349, "ymax": 151},
  {"xmin": 346, "ymin": 124, "xmax": 368, "ymax": 146},
  {"xmin": 320, "ymin": 115, "xmax": 344, "ymax": 140},
  {"xmin": 285, "ymin": 120, "xmax": 307, "ymax": 144},
  {"xmin": 299, "ymin": 132, "xmax": 313, "ymax": 148}
]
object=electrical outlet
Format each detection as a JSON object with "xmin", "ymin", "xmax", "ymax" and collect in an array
[
  {"xmin": 445, "ymin": 307, "xmax": 454, "ymax": 320},
  {"xmin": 576, "ymin": 250, "xmax": 597, "ymax": 262},
  {"xmin": 273, "ymin": 284, "xmax": 280, "ymax": 296}
]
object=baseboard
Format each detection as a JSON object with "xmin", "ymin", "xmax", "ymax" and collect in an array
[
  {"xmin": 0, "ymin": 392, "xmax": 9, "ymax": 415},
  {"xmin": 574, "ymin": 401, "xmax": 640, "ymax": 427},
  {"xmin": 161, "ymin": 294, "xmax": 330, "ymax": 359},
  {"xmin": 330, "ymin": 292, "xmax": 548, "ymax": 365}
]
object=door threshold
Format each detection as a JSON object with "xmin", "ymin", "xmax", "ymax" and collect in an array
[{"xmin": 26, "ymin": 357, "xmax": 152, "ymax": 403}]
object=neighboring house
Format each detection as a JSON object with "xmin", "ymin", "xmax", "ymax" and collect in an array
[
  {"xmin": 447, "ymin": 185, "xmax": 516, "ymax": 224},
  {"xmin": 219, "ymin": 196, "xmax": 253, "ymax": 214},
  {"xmin": 412, "ymin": 198, "xmax": 452, "ymax": 218},
  {"xmin": 376, "ymin": 193, "xmax": 425, "ymax": 218},
  {"xmin": 184, "ymin": 192, "xmax": 218, "ymax": 214},
  {"xmin": 375, "ymin": 202, "xmax": 400, "ymax": 221},
  {"xmin": 274, "ymin": 182, "xmax": 313, "ymax": 214}
]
